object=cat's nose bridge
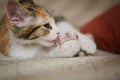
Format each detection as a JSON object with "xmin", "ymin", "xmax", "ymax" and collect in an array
[
  {"xmin": 55, "ymin": 32, "xmax": 61, "ymax": 42},
  {"xmin": 56, "ymin": 30, "xmax": 60, "ymax": 38}
]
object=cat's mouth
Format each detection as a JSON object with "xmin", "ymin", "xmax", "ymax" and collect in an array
[
  {"xmin": 46, "ymin": 35, "xmax": 61, "ymax": 44},
  {"xmin": 47, "ymin": 40, "xmax": 55, "ymax": 43},
  {"xmin": 44, "ymin": 37, "xmax": 61, "ymax": 46},
  {"xmin": 44, "ymin": 40, "xmax": 56, "ymax": 44}
]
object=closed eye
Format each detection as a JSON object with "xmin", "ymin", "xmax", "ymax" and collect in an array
[{"xmin": 43, "ymin": 23, "xmax": 52, "ymax": 30}]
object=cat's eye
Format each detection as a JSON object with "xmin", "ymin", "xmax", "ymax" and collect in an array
[
  {"xmin": 27, "ymin": 4, "xmax": 35, "ymax": 11},
  {"xmin": 43, "ymin": 23, "xmax": 52, "ymax": 30},
  {"xmin": 28, "ymin": 7, "xmax": 33, "ymax": 11}
]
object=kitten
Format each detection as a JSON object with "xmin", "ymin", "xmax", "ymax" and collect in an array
[{"xmin": 0, "ymin": 0, "xmax": 96, "ymax": 59}]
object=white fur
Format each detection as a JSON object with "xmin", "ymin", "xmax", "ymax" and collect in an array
[
  {"xmin": 17, "ymin": 16, "xmax": 34, "ymax": 27},
  {"xmin": 78, "ymin": 33, "xmax": 96, "ymax": 54},
  {"xmin": 48, "ymin": 40, "xmax": 81, "ymax": 57},
  {"xmin": 38, "ymin": 18, "xmax": 59, "ymax": 47},
  {"xmin": 8, "ymin": 18, "xmax": 96, "ymax": 59},
  {"xmin": 16, "ymin": 16, "xmax": 49, "ymax": 27},
  {"xmin": 8, "ymin": 30, "xmax": 37, "ymax": 59},
  {"xmin": 9, "ymin": 42, "xmax": 38, "ymax": 59},
  {"xmin": 56, "ymin": 21, "xmax": 96, "ymax": 54}
]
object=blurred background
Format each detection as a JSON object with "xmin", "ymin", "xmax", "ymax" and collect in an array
[{"xmin": 0, "ymin": 0, "xmax": 120, "ymax": 28}]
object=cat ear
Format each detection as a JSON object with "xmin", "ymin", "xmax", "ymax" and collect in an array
[
  {"xmin": 19, "ymin": 0, "xmax": 34, "ymax": 4},
  {"xmin": 6, "ymin": 0, "xmax": 24, "ymax": 25}
]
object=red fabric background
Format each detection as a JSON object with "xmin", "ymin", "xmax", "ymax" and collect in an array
[{"xmin": 80, "ymin": 3, "xmax": 120, "ymax": 53}]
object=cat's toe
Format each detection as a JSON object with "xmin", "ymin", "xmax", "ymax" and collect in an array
[
  {"xmin": 65, "ymin": 32, "xmax": 71, "ymax": 40},
  {"xmin": 65, "ymin": 32, "xmax": 79, "ymax": 41}
]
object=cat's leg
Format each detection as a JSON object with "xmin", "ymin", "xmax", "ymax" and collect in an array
[
  {"xmin": 56, "ymin": 21, "xmax": 96, "ymax": 56},
  {"xmin": 77, "ymin": 32, "xmax": 96, "ymax": 55},
  {"xmin": 56, "ymin": 31, "xmax": 96, "ymax": 57},
  {"xmin": 50, "ymin": 34, "xmax": 80, "ymax": 57}
]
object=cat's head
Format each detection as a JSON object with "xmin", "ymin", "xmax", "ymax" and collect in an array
[{"xmin": 6, "ymin": 0, "xmax": 59, "ymax": 47}]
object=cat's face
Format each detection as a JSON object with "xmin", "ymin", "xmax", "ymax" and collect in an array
[{"xmin": 6, "ymin": 0, "xmax": 59, "ymax": 47}]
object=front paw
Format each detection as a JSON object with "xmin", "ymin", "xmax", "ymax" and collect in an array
[
  {"xmin": 56, "ymin": 32, "xmax": 78, "ymax": 45},
  {"xmin": 57, "ymin": 40, "xmax": 81, "ymax": 57},
  {"xmin": 79, "ymin": 35, "xmax": 96, "ymax": 55}
]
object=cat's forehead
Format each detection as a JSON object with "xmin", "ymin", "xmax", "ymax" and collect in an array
[{"xmin": 21, "ymin": 2, "xmax": 50, "ymax": 21}]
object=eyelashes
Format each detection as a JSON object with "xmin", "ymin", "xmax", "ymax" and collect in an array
[
  {"xmin": 43, "ymin": 23, "xmax": 52, "ymax": 30},
  {"xmin": 27, "ymin": 4, "xmax": 36, "ymax": 11}
]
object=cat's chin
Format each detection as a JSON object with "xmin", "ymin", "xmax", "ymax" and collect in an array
[{"xmin": 38, "ymin": 40, "xmax": 56, "ymax": 47}]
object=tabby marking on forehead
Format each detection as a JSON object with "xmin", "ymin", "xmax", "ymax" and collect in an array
[{"xmin": 21, "ymin": 2, "xmax": 51, "ymax": 21}]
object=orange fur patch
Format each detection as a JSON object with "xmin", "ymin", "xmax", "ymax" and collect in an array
[{"xmin": 0, "ymin": 1, "xmax": 51, "ymax": 56}]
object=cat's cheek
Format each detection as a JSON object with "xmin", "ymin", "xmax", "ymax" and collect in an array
[
  {"xmin": 42, "ymin": 30, "xmax": 57, "ymax": 41},
  {"xmin": 37, "ymin": 31, "xmax": 58, "ymax": 47},
  {"xmin": 38, "ymin": 40, "xmax": 55, "ymax": 47}
]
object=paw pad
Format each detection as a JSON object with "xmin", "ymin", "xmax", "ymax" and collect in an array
[{"xmin": 65, "ymin": 32, "xmax": 71, "ymax": 40}]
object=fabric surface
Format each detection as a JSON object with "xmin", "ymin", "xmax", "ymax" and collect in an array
[{"xmin": 80, "ymin": 3, "xmax": 120, "ymax": 53}]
